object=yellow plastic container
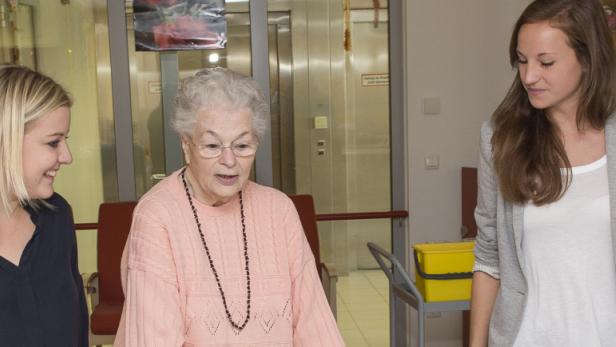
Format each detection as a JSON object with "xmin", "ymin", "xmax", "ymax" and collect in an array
[{"xmin": 413, "ymin": 241, "xmax": 474, "ymax": 302}]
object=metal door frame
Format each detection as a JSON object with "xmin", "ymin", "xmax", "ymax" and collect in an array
[
  {"xmin": 388, "ymin": 0, "xmax": 409, "ymax": 345},
  {"xmin": 106, "ymin": 1, "xmax": 408, "ymax": 345}
]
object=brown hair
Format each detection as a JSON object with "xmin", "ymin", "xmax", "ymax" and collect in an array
[{"xmin": 491, "ymin": 0, "xmax": 616, "ymax": 205}]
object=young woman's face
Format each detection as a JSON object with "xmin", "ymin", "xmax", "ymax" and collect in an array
[
  {"xmin": 22, "ymin": 106, "xmax": 72, "ymax": 200},
  {"xmin": 516, "ymin": 21, "xmax": 584, "ymax": 116},
  {"xmin": 181, "ymin": 106, "xmax": 257, "ymax": 206}
]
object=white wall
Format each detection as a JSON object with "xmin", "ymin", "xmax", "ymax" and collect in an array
[{"xmin": 404, "ymin": 0, "xmax": 529, "ymax": 345}]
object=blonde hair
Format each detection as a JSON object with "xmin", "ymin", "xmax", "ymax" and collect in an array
[{"xmin": 0, "ymin": 65, "xmax": 72, "ymax": 213}]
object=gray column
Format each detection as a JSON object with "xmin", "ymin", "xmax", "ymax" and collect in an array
[
  {"xmin": 160, "ymin": 52, "xmax": 183, "ymax": 174},
  {"xmin": 389, "ymin": 0, "xmax": 410, "ymax": 345},
  {"xmin": 249, "ymin": 0, "xmax": 273, "ymax": 186},
  {"xmin": 107, "ymin": 0, "xmax": 136, "ymax": 201}
]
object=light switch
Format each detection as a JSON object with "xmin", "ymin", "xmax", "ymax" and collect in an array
[
  {"xmin": 314, "ymin": 116, "xmax": 328, "ymax": 129},
  {"xmin": 424, "ymin": 154, "xmax": 440, "ymax": 170},
  {"xmin": 422, "ymin": 97, "xmax": 441, "ymax": 115}
]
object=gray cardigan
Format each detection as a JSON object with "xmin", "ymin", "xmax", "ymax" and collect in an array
[{"xmin": 473, "ymin": 115, "xmax": 616, "ymax": 346}]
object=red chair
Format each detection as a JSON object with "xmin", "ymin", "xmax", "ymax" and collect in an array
[
  {"xmin": 288, "ymin": 194, "xmax": 338, "ymax": 317},
  {"xmin": 460, "ymin": 167, "xmax": 478, "ymax": 347},
  {"xmin": 461, "ymin": 167, "xmax": 478, "ymax": 239},
  {"xmin": 86, "ymin": 201, "xmax": 137, "ymax": 346}
]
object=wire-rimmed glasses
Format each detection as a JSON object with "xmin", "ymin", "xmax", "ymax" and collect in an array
[{"xmin": 190, "ymin": 137, "xmax": 258, "ymax": 159}]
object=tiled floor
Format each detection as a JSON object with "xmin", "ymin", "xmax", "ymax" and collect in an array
[{"xmin": 337, "ymin": 270, "xmax": 390, "ymax": 347}]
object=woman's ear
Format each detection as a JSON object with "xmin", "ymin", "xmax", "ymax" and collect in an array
[{"xmin": 181, "ymin": 136, "xmax": 191, "ymax": 165}]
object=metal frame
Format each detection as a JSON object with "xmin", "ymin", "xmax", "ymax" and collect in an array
[
  {"xmin": 369, "ymin": 243, "xmax": 469, "ymax": 347},
  {"xmin": 107, "ymin": 0, "xmax": 135, "ymax": 201},
  {"xmin": 388, "ymin": 0, "xmax": 409, "ymax": 345},
  {"xmin": 160, "ymin": 52, "xmax": 182, "ymax": 175},
  {"xmin": 250, "ymin": 0, "xmax": 274, "ymax": 186}
]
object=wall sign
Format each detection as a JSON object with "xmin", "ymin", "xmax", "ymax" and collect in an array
[{"xmin": 361, "ymin": 73, "xmax": 389, "ymax": 87}]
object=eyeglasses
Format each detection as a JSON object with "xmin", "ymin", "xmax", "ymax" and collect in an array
[{"xmin": 191, "ymin": 138, "xmax": 258, "ymax": 159}]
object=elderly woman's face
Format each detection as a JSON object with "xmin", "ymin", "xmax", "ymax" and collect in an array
[{"xmin": 181, "ymin": 105, "xmax": 257, "ymax": 206}]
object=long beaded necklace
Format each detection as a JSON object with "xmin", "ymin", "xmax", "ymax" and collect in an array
[{"xmin": 180, "ymin": 167, "xmax": 251, "ymax": 331}]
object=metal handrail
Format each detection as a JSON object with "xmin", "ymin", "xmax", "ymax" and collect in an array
[{"xmin": 75, "ymin": 210, "xmax": 409, "ymax": 230}]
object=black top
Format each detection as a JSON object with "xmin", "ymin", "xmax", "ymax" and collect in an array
[{"xmin": 0, "ymin": 193, "xmax": 88, "ymax": 347}]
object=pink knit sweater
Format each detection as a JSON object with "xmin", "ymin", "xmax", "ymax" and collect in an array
[{"xmin": 114, "ymin": 171, "xmax": 344, "ymax": 346}]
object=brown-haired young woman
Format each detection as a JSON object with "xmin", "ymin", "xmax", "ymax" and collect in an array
[{"xmin": 470, "ymin": 0, "xmax": 616, "ymax": 345}]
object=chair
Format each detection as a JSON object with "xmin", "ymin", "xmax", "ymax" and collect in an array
[
  {"xmin": 288, "ymin": 194, "xmax": 338, "ymax": 318},
  {"xmin": 86, "ymin": 201, "xmax": 137, "ymax": 346},
  {"xmin": 461, "ymin": 166, "xmax": 478, "ymax": 346},
  {"xmin": 461, "ymin": 167, "xmax": 478, "ymax": 239},
  {"xmin": 367, "ymin": 242, "xmax": 470, "ymax": 347}
]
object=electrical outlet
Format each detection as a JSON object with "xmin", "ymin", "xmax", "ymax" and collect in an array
[{"xmin": 424, "ymin": 154, "xmax": 440, "ymax": 170}]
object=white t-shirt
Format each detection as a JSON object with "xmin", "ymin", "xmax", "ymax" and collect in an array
[{"xmin": 513, "ymin": 156, "xmax": 616, "ymax": 346}]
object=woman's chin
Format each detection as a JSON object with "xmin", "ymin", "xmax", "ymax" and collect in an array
[{"xmin": 26, "ymin": 187, "xmax": 54, "ymax": 201}]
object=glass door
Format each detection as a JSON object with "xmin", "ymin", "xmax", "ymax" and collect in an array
[{"xmin": 264, "ymin": 1, "xmax": 394, "ymax": 346}]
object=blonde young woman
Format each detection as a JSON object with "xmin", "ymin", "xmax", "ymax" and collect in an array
[{"xmin": 0, "ymin": 65, "xmax": 88, "ymax": 346}]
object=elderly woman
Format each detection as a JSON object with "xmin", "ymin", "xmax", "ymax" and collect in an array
[{"xmin": 115, "ymin": 68, "xmax": 344, "ymax": 346}]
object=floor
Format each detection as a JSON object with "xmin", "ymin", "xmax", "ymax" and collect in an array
[{"xmin": 336, "ymin": 270, "xmax": 390, "ymax": 347}]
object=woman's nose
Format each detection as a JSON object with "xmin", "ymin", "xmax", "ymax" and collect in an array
[
  {"xmin": 59, "ymin": 142, "xmax": 73, "ymax": 165},
  {"xmin": 219, "ymin": 146, "xmax": 237, "ymax": 166},
  {"xmin": 520, "ymin": 62, "xmax": 540, "ymax": 86}
]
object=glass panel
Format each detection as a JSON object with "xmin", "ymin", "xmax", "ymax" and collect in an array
[
  {"xmin": 267, "ymin": 0, "xmax": 391, "ymax": 345},
  {"xmin": 0, "ymin": 0, "xmax": 113, "ymax": 274},
  {"xmin": 268, "ymin": 11, "xmax": 294, "ymax": 192},
  {"xmin": 319, "ymin": 220, "xmax": 390, "ymax": 346},
  {"xmin": 126, "ymin": 1, "xmax": 252, "ymax": 198}
]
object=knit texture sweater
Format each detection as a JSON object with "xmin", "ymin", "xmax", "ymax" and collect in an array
[{"xmin": 114, "ymin": 170, "xmax": 344, "ymax": 346}]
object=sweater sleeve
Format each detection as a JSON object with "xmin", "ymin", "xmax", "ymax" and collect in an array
[
  {"xmin": 114, "ymin": 205, "xmax": 186, "ymax": 347},
  {"xmin": 473, "ymin": 121, "xmax": 500, "ymax": 279},
  {"xmin": 283, "ymin": 201, "xmax": 345, "ymax": 347}
]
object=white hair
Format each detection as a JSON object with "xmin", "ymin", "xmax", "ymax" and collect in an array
[{"xmin": 172, "ymin": 67, "xmax": 269, "ymax": 140}]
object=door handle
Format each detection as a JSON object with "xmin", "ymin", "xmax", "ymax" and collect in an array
[{"xmin": 151, "ymin": 173, "xmax": 167, "ymax": 181}]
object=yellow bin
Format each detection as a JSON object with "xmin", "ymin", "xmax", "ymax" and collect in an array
[{"xmin": 413, "ymin": 241, "xmax": 474, "ymax": 302}]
